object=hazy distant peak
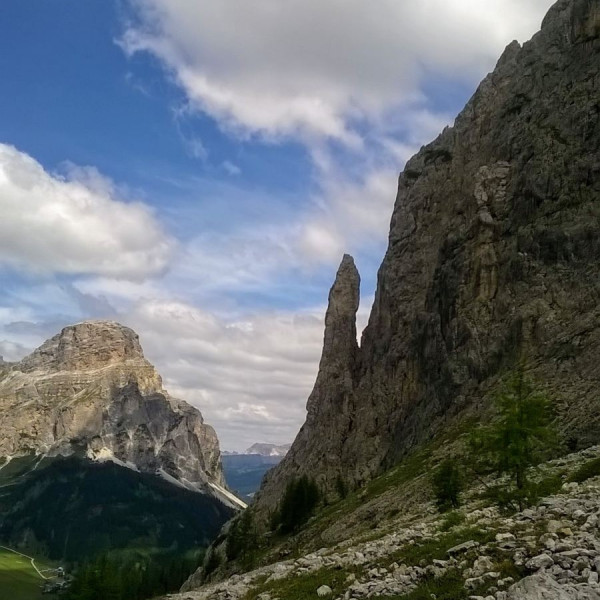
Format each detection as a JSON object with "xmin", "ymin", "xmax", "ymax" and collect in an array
[{"xmin": 245, "ymin": 443, "xmax": 291, "ymax": 457}]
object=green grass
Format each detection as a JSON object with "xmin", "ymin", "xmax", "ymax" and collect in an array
[
  {"xmin": 0, "ymin": 547, "xmax": 57, "ymax": 600},
  {"xmin": 384, "ymin": 526, "xmax": 495, "ymax": 568},
  {"xmin": 244, "ymin": 567, "xmax": 356, "ymax": 600},
  {"xmin": 568, "ymin": 457, "xmax": 600, "ymax": 484},
  {"xmin": 373, "ymin": 570, "xmax": 468, "ymax": 599},
  {"xmin": 373, "ymin": 559, "xmax": 523, "ymax": 600},
  {"xmin": 439, "ymin": 511, "xmax": 465, "ymax": 532}
]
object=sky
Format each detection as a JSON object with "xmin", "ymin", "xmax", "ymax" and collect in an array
[{"xmin": 0, "ymin": 0, "xmax": 554, "ymax": 451}]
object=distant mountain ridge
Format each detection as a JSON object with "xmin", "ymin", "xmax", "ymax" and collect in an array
[
  {"xmin": 245, "ymin": 443, "xmax": 291, "ymax": 457},
  {"xmin": 223, "ymin": 443, "xmax": 291, "ymax": 457},
  {"xmin": 221, "ymin": 443, "xmax": 290, "ymax": 501}
]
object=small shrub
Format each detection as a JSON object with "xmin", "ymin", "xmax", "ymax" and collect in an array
[
  {"xmin": 569, "ymin": 457, "xmax": 600, "ymax": 483},
  {"xmin": 566, "ymin": 436, "xmax": 579, "ymax": 452},
  {"xmin": 432, "ymin": 459, "xmax": 463, "ymax": 512},
  {"xmin": 226, "ymin": 509, "xmax": 257, "ymax": 564},
  {"xmin": 440, "ymin": 511, "xmax": 465, "ymax": 532},
  {"xmin": 335, "ymin": 475, "xmax": 348, "ymax": 500},
  {"xmin": 532, "ymin": 474, "xmax": 563, "ymax": 499},
  {"xmin": 203, "ymin": 548, "xmax": 221, "ymax": 578},
  {"xmin": 387, "ymin": 508, "xmax": 400, "ymax": 519},
  {"xmin": 468, "ymin": 368, "xmax": 558, "ymax": 511}
]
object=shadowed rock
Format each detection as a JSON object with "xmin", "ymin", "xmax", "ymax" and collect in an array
[
  {"xmin": 251, "ymin": 0, "xmax": 600, "ymax": 522},
  {"xmin": 253, "ymin": 254, "xmax": 360, "ymax": 514}
]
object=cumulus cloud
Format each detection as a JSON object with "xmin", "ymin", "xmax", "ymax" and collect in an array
[
  {"xmin": 123, "ymin": 292, "xmax": 372, "ymax": 451},
  {"xmin": 121, "ymin": 0, "xmax": 553, "ymax": 142},
  {"xmin": 0, "ymin": 144, "xmax": 174, "ymax": 279},
  {"xmin": 125, "ymin": 299, "xmax": 325, "ymax": 450}
]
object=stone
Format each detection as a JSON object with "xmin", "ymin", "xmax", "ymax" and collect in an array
[
  {"xmin": 506, "ymin": 573, "xmax": 573, "ymax": 599},
  {"xmin": 316, "ymin": 585, "xmax": 332, "ymax": 597},
  {"xmin": 448, "ymin": 540, "xmax": 480, "ymax": 556},
  {"xmin": 548, "ymin": 521, "xmax": 564, "ymax": 534},
  {"xmin": 470, "ymin": 556, "xmax": 496, "ymax": 577},
  {"xmin": 526, "ymin": 554, "xmax": 555, "ymax": 571}
]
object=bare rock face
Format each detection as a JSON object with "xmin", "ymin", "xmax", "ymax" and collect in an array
[
  {"xmin": 0, "ymin": 321, "xmax": 231, "ymax": 502},
  {"xmin": 256, "ymin": 255, "xmax": 360, "ymax": 513},
  {"xmin": 254, "ymin": 0, "xmax": 600, "ymax": 517}
]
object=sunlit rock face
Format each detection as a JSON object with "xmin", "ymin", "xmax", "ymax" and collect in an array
[
  {"xmin": 0, "ymin": 320, "xmax": 228, "ymax": 498},
  {"xmin": 253, "ymin": 0, "xmax": 600, "ymax": 519}
]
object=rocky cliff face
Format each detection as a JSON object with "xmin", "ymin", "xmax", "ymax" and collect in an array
[
  {"xmin": 0, "ymin": 320, "xmax": 236, "ymax": 505},
  {"xmin": 254, "ymin": 0, "xmax": 600, "ymax": 516}
]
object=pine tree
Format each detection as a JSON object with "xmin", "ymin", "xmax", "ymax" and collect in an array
[
  {"xmin": 432, "ymin": 459, "xmax": 463, "ymax": 512},
  {"xmin": 469, "ymin": 367, "xmax": 557, "ymax": 511},
  {"xmin": 277, "ymin": 475, "xmax": 320, "ymax": 533}
]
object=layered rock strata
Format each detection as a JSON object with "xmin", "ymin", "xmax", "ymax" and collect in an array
[{"xmin": 0, "ymin": 320, "xmax": 235, "ymax": 504}]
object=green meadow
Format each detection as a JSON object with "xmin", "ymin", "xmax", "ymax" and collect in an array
[{"xmin": 0, "ymin": 546, "xmax": 56, "ymax": 600}]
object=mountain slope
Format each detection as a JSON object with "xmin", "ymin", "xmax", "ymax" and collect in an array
[
  {"xmin": 0, "ymin": 320, "xmax": 241, "ymax": 559},
  {"xmin": 252, "ymin": 0, "xmax": 600, "ymax": 519},
  {"xmin": 0, "ymin": 454, "xmax": 234, "ymax": 561},
  {"xmin": 170, "ymin": 444, "xmax": 600, "ymax": 600}
]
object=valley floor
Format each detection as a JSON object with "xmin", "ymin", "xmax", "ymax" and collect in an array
[
  {"xmin": 0, "ymin": 546, "xmax": 56, "ymax": 600},
  {"xmin": 166, "ymin": 446, "xmax": 600, "ymax": 600}
]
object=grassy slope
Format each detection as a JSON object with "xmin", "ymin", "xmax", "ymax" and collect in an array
[
  {"xmin": 0, "ymin": 547, "xmax": 56, "ymax": 600},
  {"xmin": 245, "ymin": 419, "xmax": 477, "ymax": 568},
  {"xmin": 221, "ymin": 449, "xmax": 597, "ymax": 600}
]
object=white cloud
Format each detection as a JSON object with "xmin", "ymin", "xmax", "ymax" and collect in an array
[
  {"xmin": 1, "ymin": 0, "xmax": 560, "ymax": 452},
  {"xmin": 125, "ymin": 299, "xmax": 326, "ymax": 450},
  {"xmin": 0, "ymin": 144, "xmax": 174, "ymax": 279},
  {"xmin": 127, "ymin": 292, "xmax": 373, "ymax": 451},
  {"xmin": 155, "ymin": 164, "xmax": 397, "ymax": 298},
  {"xmin": 121, "ymin": 0, "xmax": 553, "ymax": 143}
]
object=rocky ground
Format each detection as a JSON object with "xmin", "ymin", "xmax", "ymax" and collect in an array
[{"xmin": 165, "ymin": 446, "xmax": 600, "ymax": 599}]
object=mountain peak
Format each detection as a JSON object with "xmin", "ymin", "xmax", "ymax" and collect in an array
[
  {"xmin": 250, "ymin": 0, "xmax": 600, "ymax": 521},
  {"xmin": 0, "ymin": 320, "xmax": 243, "ymax": 508},
  {"xmin": 19, "ymin": 320, "xmax": 145, "ymax": 373},
  {"xmin": 245, "ymin": 443, "xmax": 291, "ymax": 457}
]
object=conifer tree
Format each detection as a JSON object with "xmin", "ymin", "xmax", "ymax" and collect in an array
[
  {"xmin": 469, "ymin": 367, "xmax": 557, "ymax": 511},
  {"xmin": 432, "ymin": 459, "xmax": 463, "ymax": 512}
]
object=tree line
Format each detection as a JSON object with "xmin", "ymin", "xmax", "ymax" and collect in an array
[{"xmin": 64, "ymin": 550, "xmax": 203, "ymax": 600}]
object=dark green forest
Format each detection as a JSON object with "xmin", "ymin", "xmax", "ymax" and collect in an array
[
  {"xmin": 64, "ymin": 550, "xmax": 203, "ymax": 600},
  {"xmin": 0, "ymin": 454, "xmax": 233, "ymax": 561}
]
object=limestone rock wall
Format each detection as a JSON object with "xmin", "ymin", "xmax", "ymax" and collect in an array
[
  {"xmin": 0, "ymin": 321, "xmax": 226, "ymax": 492},
  {"xmin": 253, "ymin": 0, "xmax": 600, "ymax": 517}
]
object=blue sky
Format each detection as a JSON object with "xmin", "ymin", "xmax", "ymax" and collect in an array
[{"xmin": 0, "ymin": 0, "xmax": 553, "ymax": 450}]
